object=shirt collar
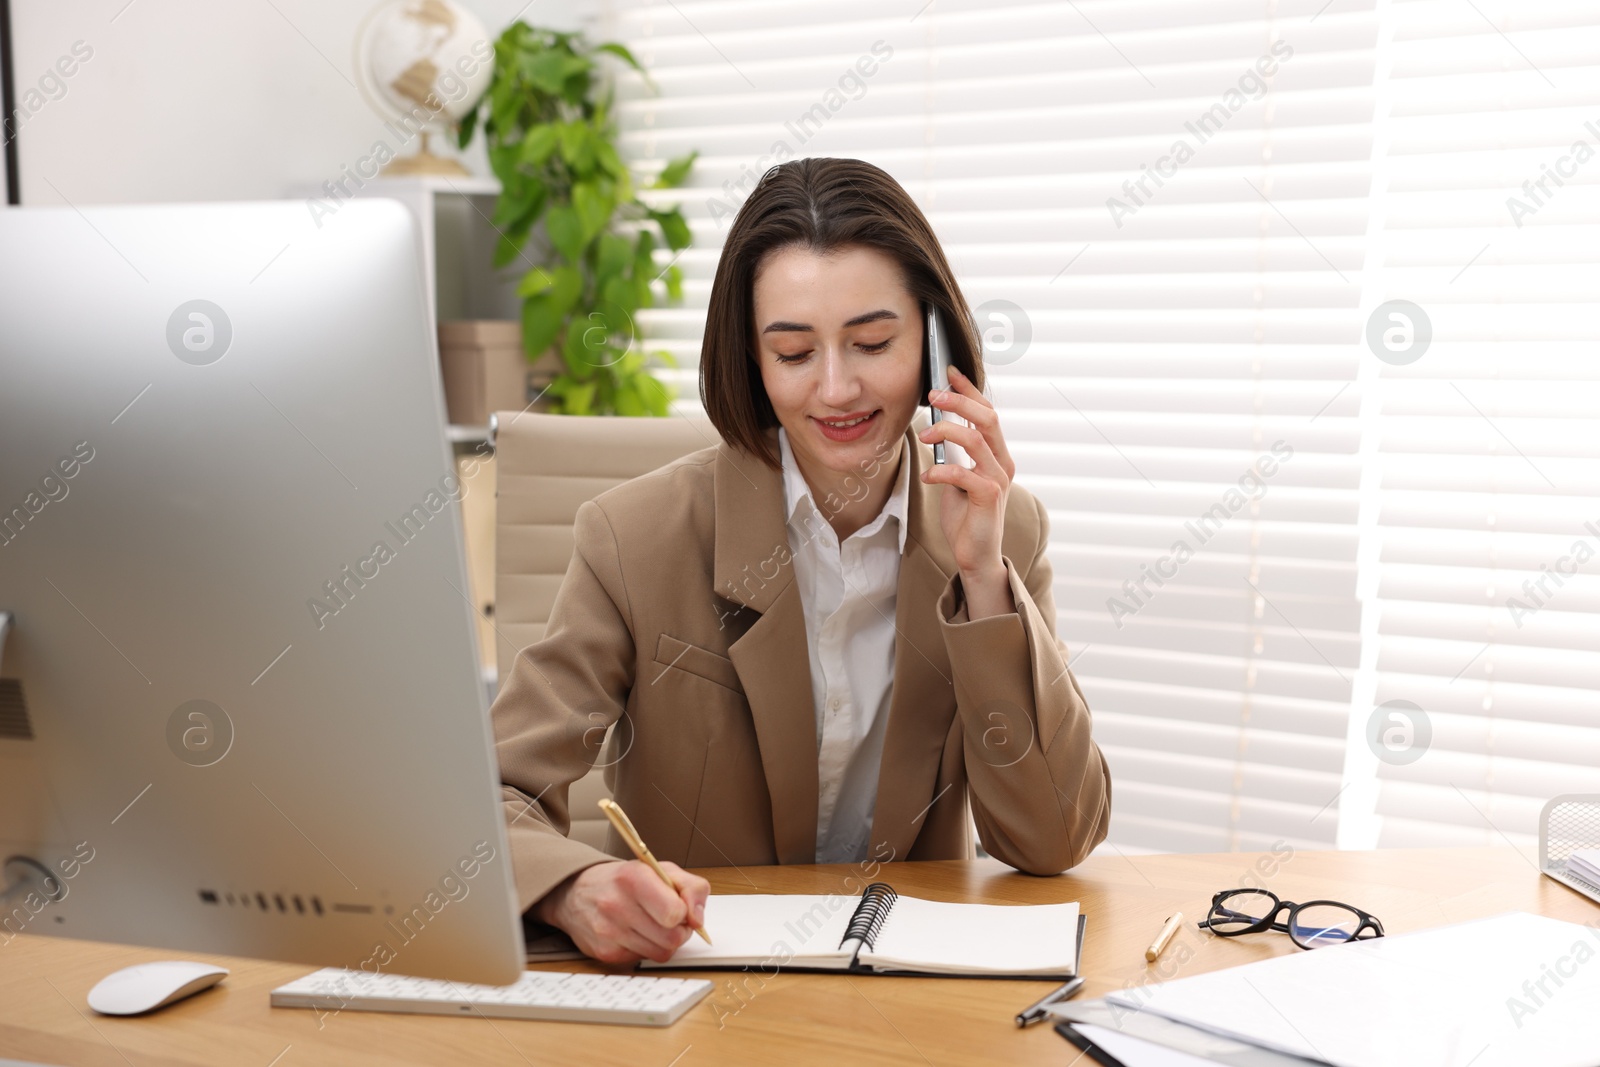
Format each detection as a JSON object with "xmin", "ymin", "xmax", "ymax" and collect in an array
[{"xmin": 778, "ymin": 425, "xmax": 910, "ymax": 554}]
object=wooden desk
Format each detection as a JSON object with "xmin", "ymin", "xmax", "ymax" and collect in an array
[{"xmin": 3, "ymin": 847, "xmax": 1596, "ymax": 1066}]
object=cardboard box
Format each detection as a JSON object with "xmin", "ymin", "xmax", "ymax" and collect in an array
[{"xmin": 438, "ymin": 321, "xmax": 562, "ymax": 424}]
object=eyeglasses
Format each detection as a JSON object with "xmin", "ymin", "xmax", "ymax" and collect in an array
[{"xmin": 1198, "ymin": 889, "xmax": 1384, "ymax": 950}]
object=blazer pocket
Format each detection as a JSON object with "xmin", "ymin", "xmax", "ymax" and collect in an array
[{"xmin": 653, "ymin": 633, "xmax": 744, "ymax": 694}]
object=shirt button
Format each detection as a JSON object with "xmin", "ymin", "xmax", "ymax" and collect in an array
[{"xmin": 829, "ymin": 696, "xmax": 841, "ymax": 712}]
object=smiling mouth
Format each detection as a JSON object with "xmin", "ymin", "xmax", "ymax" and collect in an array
[{"xmin": 811, "ymin": 409, "xmax": 881, "ymax": 442}]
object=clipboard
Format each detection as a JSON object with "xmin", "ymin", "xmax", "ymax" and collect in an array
[{"xmin": 1051, "ymin": 999, "xmax": 1326, "ymax": 1067}]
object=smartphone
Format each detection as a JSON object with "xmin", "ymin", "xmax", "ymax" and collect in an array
[{"xmin": 922, "ymin": 303, "xmax": 973, "ymax": 468}]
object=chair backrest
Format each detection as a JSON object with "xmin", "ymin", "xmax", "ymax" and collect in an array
[{"xmin": 491, "ymin": 411, "xmax": 719, "ymax": 848}]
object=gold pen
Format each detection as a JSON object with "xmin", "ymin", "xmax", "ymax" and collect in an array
[
  {"xmin": 1145, "ymin": 911, "xmax": 1183, "ymax": 962},
  {"xmin": 597, "ymin": 798, "xmax": 712, "ymax": 945}
]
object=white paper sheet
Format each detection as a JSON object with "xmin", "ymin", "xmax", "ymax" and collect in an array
[
  {"xmin": 1566, "ymin": 849, "xmax": 1600, "ymax": 884},
  {"xmin": 1106, "ymin": 912, "xmax": 1600, "ymax": 1067}
]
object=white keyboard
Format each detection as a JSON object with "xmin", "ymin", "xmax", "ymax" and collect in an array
[{"xmin": 270, "ymin": 967, "xmax": 712, "ymax": 1027}]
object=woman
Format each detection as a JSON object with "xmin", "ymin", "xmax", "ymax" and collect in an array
[{"xmin": 491, "ymin": 157, "xmax": 1110, "ymax": 965}]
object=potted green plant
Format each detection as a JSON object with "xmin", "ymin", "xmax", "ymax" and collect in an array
[{"xmin": 458, "ymin": 22, "xmax": 698, "ymax": 416}]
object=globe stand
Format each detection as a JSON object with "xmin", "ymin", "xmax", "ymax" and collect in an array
[{"xmin": 382, "ymin": 130, "xmax": 470, "ymax": 178}]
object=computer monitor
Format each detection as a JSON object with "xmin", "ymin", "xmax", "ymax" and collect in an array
[{"xmin": 0, "ymin": 198, "xmax": 525, "ymax": 985}]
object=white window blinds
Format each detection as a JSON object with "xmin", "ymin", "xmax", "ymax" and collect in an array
[
  {"xmin": 1342, "ymin": 0, "xmax": 1600, "ymax": 850},
  {"xmin": 602, "ymin": 0, "xmax": 1382, "ymax": 855}
]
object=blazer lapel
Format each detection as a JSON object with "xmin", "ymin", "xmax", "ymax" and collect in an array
[
  {"xmin": 715, "ymin": 427, "xmax": 819, "ymax": 864},
  {"xmin": 868, "ymin": 426, "xmax": 959, "ymax": 860},
  {"xmin": 713, "ymin": 422, "xmax": 959, "ymax": 866}
]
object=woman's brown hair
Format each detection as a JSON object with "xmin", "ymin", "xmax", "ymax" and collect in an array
[{"xmin": 699, "ymin": 156, "xmax": 985, "ymax": 471}]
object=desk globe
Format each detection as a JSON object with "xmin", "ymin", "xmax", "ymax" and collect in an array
[{"xmin": 355, "ymin": 0, "xmax": 493, "ymax": 176}]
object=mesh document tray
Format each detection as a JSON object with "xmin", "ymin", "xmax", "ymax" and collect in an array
[{"xmin": 1539, "ymin": 794, "xmax": 1600, "ymax": 906}]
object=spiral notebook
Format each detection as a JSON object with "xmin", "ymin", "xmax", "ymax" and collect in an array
[{"xmin": 639, "ymin": 882, "xmax": 1083, "ymax": 978}]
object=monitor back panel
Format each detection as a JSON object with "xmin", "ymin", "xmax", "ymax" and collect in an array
[{"xmin": 0, "ymin": 199, "xmax": 523, "ymax": 984}]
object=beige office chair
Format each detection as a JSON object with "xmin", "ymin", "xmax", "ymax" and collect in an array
[{"xmin": 490, "ymin": 410, "xmax": 718, "ymax": 849}]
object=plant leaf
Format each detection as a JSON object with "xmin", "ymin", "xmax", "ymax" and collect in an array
[
  {"xmin": 563, "ymin": 66, "xmax": 593, "ymax": 108},
  {"xmin": 594, "ymin": 141, "xmax": 629, "ymax": 183},
  {"xmin": 597, "ymin": 232, "xmax": 632, "ymax": 281},
  {"xmin": 652, "ymin": 208, "xmax": 692, "ymax": 251},
  {"xmin": 487, "ymin": 143, "xmax": 521, "ymax": 182},
  {"xmin": 489, "ymin": 74, "xmax": 520, "ymax": 134},
  {"xmin": 516, "ymin": 266, "xmax": 553, "ymax": 298},
  {"xmin": 593, "ymin": 41, "xmax": 645, "ymax": 77},
  {"xmin": 544, "ymin": 201, "xmax": 586, "ymax": 262},
  {"xmin": 627, "ymin": 368, "xmax": 669, "ymax": 416},
  {"xmin": 595, "ymin": 42, "xmax": 657, "ymax": 94},
  {"xmin": 521, "ymin": 267, "xmax": 581, "ymax": 355},
  {"xmin": 492, "ymin": 232, "xmax": 523, "ymax": 270},
  {"xmin": 548, "ymin": 265, "xmax": 583, "ymax": 307},
  {"xmin": 519, "ymin": 123, "xmax": 561, "ymax": 168},
  {"xmin": 457, "ymin": 104, "xmax": 479, "ymax": 149},
  {"xmin": 652, "ymin": 150, "xmax": 699, "ymax": 189},
  {"xmin": 571, "ymin": 181, "xmax": 610, "ymax": 246},
  {"xmin": 614, "ymin": 379, "xmax": 646, "ymax": 417},
  {"xmin": 631, "ymin": 229, "xmax": 657, "ymax": 283},
  {"xmin": 599, "ymin": 270, "xmax": 631, "ymax": 309},
  {"xmin": 563, "ymin": 314, "xmax": 602, "ymax": 370},
  {"xmin": 522, "ymin": 294, "xmax": 566, "ymax": 359},
  {"xmin": 478, "ymin": 20, "xmax": 698, "ymax": 417},
  {"xmin": 567, "ymin": 123, "xmax": 600, "ymax": 174},
  {"xmin": 525, "ymin": 49, "xmax": 580, "ymax": 95},
  {"xmin": 492, "ymin": 183, "xmax": 545, "ymax": 235},
  {"xmin": 491, "ymin": 189, "xmax": 546, "ymax": 268},
  {"xmin": 564, "ymin": 378, "xmax": 596, "ymax": 415}
]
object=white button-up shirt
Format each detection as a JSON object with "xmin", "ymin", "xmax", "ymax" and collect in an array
[{"xmin": 777, "ymin": 426, "xmax": 911, "ymax": 864}]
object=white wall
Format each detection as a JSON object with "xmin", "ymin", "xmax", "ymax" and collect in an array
[{"xmin": 9, "ymin": 0, "xmax": 594, "ymax": 206}]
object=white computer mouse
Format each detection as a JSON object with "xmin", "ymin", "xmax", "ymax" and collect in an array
[{"xmin": 87, "ymin": 960, "xmax": 229, "ymax": 1015}]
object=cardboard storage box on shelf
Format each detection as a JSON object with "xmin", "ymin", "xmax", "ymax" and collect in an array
[{"xmin": 437, "ymin": 320, "xmax": 561, "ymax": 425}]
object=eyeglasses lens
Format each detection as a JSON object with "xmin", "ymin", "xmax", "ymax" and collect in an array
[
  {"xmin": 1209, "ymin": 890, "xmax": 1276, "ymax": 933},
  {"xmin": 1290, "ymin": 903, "xmax": 1363, "ymax": 948}
]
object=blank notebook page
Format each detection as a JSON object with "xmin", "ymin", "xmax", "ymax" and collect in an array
[
  {"xmin": 860, "ymin": 897, "xmax": 1080, "ymax": 975},
  {"xmin": 659, "ymin": 893, "xmax": 857, "ymax": 967}
]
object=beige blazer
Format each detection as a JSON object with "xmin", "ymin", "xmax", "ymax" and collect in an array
[{"xmin": 490, "ymin": 420, "xmax": 1111, "ymax": 914}]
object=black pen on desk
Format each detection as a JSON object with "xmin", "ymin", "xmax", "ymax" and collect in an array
[{"xmin": 1014, "ymin": 976, "xmax": 1086, "ymax": 1027}]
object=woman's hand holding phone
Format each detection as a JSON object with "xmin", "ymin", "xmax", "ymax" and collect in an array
[{"xmin": 920, "ymin": 364, "xmax": 1019, "ymax": 620}]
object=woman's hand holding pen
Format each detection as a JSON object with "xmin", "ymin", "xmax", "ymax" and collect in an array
[
  {"xmin": 534, "ymin": 860, "xmax": 709, "ymax": 964},
  {"xmin": 919, "ymin": 363, "xmax": 1018, "ymax": 620}
]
